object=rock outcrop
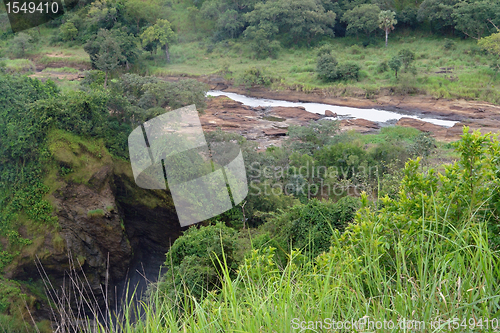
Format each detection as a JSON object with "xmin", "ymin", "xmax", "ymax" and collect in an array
[
  {"xmin": 8, "ymin": 135, "xmax": 184, "ymax": 321},
  {"xmin": 340, "ymin": 119, "xmax": 380, "ymax": 133},
  {"xmin": 325, "ymin": 110, "xmax": 337, "ymax": 117}
]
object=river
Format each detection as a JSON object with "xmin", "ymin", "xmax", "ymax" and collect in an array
[{"xmin": 208, "ymin": 91, "xmax": 457, "ymax": 128}]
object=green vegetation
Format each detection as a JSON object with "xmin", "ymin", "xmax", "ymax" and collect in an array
[
  {"xmin": 87, "ymin": 209, "xmax": 105, "ymax": 218},
  {"xmin": 379, "ymin": 10, "xmax": 398, "ymax": 47},
  {"xmin": 0, "ymin": 0, "xmax": 499, "ymax": 103},
  {"xmin": 73, "ymin": 128, "xmax": 500, "ymax": 332},
  {"xmin": 140, "ymin": 19, "xmax": 176, "ymax": 62},
  {"xmin": 342, "ymin": 4, "xmax": 380, "ymax": 38},
  {"xmin": 0, "ymin": 70, "xmax": 208, "ymax": 327},
  {"xmin": 0, "ymin": 0, "xmax": 499, "ymax": 330}
]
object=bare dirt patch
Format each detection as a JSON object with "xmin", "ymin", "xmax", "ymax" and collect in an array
[
  {"xmin": 29, "ymin": 54, "xmax": 91, "ymax": 71},
  {"xmin": 44, "ymin": 52, "xmax": 72, "ymax": 58},
  {"xmin": 29, "ymin": 71, "xmax": 83, "ymax": 81}
]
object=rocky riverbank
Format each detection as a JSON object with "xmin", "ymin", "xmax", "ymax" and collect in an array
[
  {"xmin": 194, "ymin": 74, "xmax": 500, "ymax": 143},
  {"xmin": 200, "ymin": 94, "xmax": 500, "ymax": 145}
]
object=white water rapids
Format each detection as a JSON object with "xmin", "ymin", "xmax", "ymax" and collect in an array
[{"xmin": 207, "ymin": 90, "xmax": 457, "ymax": 128}]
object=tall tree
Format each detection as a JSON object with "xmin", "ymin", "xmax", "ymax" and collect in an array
[
  {"xmin": 452, "ymin": 0, "xmax": 500, "ymax": 40},
  {"xmin": 140, "ymin": 19, "xmax": 176, "ymax": 62},
  {"xmin": 216, "ymin": 9, "xmax": 245, "ymax": 39},
  {"xmin": 342, "ymin": 4, "xmax": 381, "ymax": 38},
  {"xmin": 94, "ymin": 34, "xmax": 123, "ymax": 88},
  {"xmin": 379, "ymin": 10, "xmax": 397, "ymax": 47},
  {"xmin": 84, "ymin": 28, "xmax": 139, "ymax": 70},
  {"xmin": 123, "ymin": 0, "xmax": 161, "ymax": 33},
  {"xmin": 417, "ymin": 0, "xmax": 458, "ymax": 33},
  {"xmin": 244, "ymin": 0, "xmax": 336, "ymax": 45}
]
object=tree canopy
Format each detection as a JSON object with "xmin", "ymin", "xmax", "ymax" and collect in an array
[
  {"xmin": 342, "ymin": 4, "xmax": 381, "ymax": 38},
  {"xmin": 244, "ymin": 0, "xmax": 336, "ymax": 45},
  {"xmin": 140, "ymin": 19, "xmax": 176, "ymax": 62},
  {"xmin": 453, "ymin": 0, "xmax": 500, "ymax": 40}
]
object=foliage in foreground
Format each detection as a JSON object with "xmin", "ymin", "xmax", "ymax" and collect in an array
[{"xmin": 68, "ymin": 127, "xmax": 500, "ymax": 332}]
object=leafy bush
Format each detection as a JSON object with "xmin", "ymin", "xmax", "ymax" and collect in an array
[
  {"xmin": 237, "ymin": 67, "xmax": 272, "ymax": 87},
  {"xmin": 264, "ymin": 197, "xmax": 360, "ymax": 257},
  {"xmin": 90, "ymin": 132, "xmax": 500, "ymax": 333},
  {"xmin": 398, "ymin": 48, "xmax": 415, "ymax": 71},
  {"xmin": 316, "ymin": 54, "xmax": 339, "ymax": 82},
  {"xmin": 443, "ymin": 38, "xmax": 455, "ymax": 50},
  {"xmin": 377, "ymin": 60, "xmax": 389, "ymax": 73},
  {"xmin": 158, "ymin": 222, "xmax": 239, "ymax": 301},
  {"xmin": 285, "ymin": 120, "xmax": 340, "ymax": 154},
  {"xmin": 317, "ymin": 56, "xmax": 361, "ymax": 81},
  {"xmin": 11, "ymin": 33, "xmax": 32, "ymax": 57},
  {"xmin": 316, "ymin": 44, "xmax": 334, "ymax": 57},
  {"xmin": 337, "ymin": 62, "xmax": 361, "ymax": 80}
]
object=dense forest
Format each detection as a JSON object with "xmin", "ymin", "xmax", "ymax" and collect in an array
[{"xmin": 0, "ymin": 0, "xmax": 500, "ymax": 332}]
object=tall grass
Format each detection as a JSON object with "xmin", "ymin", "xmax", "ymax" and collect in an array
[{"xmin": 51, "ymin": 197, "xmax": 499, "ymax": 332}]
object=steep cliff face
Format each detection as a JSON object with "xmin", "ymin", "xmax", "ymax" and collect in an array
[{"xmin": 7, "ymin": 130, "xmax": 183, "ymax": 320}]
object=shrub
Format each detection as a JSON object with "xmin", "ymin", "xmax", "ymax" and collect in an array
[
  {"xmin": 337, "ymin": 62, "xmax": 361, "ymax": 80},
  {"xmin": 59, "ymin": 22, "xmax": 78, "ymax": 41},
  {"xmin": 408, "ymin": 132, "xmax": 436, "ymax": 158},
  {"xmin": 377, "ymin": 60, "xmax": 389, "ymax": 72},
  {"xmin": 350, "ymin": 44, "xmax": 363, "ymax": 54},
  {"xmin": 237, "ymin": 67, "xmax": 272, "ymax": 87},
  {"xmin": 11, "ymin": 33, "xmax": 32, "ymax": 57},
  {"xmin": 159, "ymin": 222, "xmax": 239, "ymax": 300},
  {"xmin": 398, "ymin": 48, "xmax": 415, "ymax": 71},
  {"xmin": 388, "ymin": 56, "xmax": 402, "ymax": 77},
  {"xmin": 317, "ymin": 56, "xmax": 360, "ymax": 82},
  {"xmin": 443, "ymin": 38, "xmax": 455, "ymax": 50},
  {"xmin": 263, "ymin": 197, "xmax": 360, "ymax": 257},
  {"xmin": 316, "ymin": 54, "xmax": 339, "ymax": 82},
  {"xmin": 285, "ymin": 120, "xmax": 340, "ymax": 154}
]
